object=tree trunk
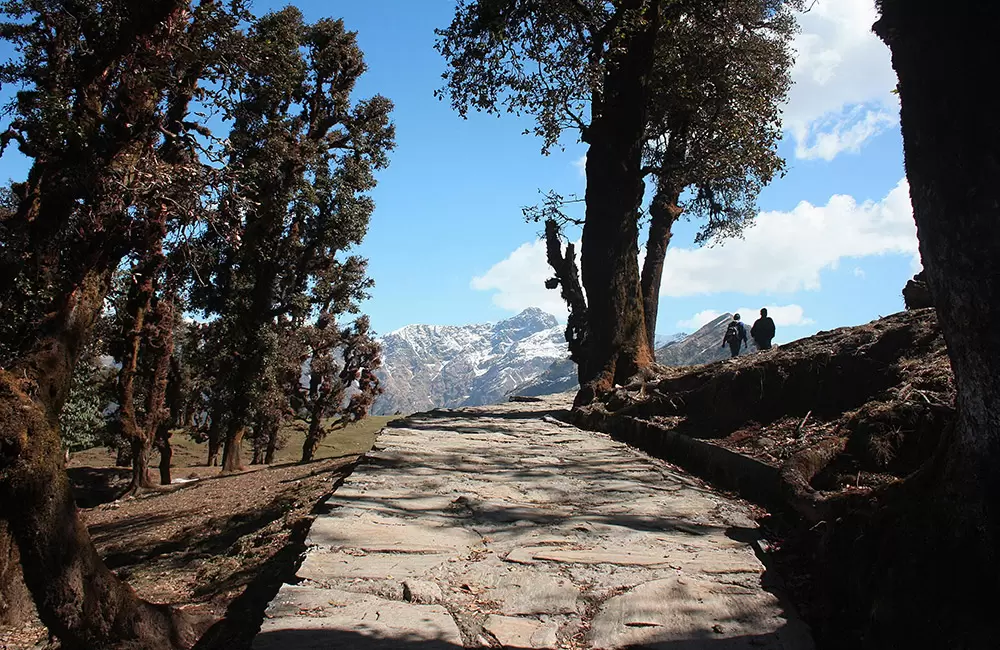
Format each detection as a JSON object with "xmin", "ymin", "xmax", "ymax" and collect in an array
[
  {"xmin": 301, "ymin": 412, "xmax": 325, "ymax": 464},
  {"xmin": 155, "ymin": 424, "xmax": 172, "ymax": 486},
  {"xmin": 116, "ymin": 258, "xmax": 155, "ymax": 495},
  {"xmin": 264, "ymin": 421, "xmax": 279, "ymax": 465},
  {"xmin": 221, "ymin": 423, "xmax": 245, "ymax": 474},
  {"xmin": 135, "ymin": 292, "xmax": 175, "ymax": 491},
  {"xmin": 129, "ymin": 436, "xmax": 153, "ymax": 494},
  {"xmin": 855, "ymin": 4, "xmax": 1000, "ymax": 647},
  {"xmin": 0, "ymin": 521, "xmax": 32, "ymax": 627},
  {"xmin": 206, "ymin": 400, "xmax": 224, "ymax": 467},
  {"xmin": 640, "ymin": 187, "xmax": 682, "ymax": 356},
  {"xmin": 544, "ymin": 219, "xmax": 590, "ymax": 383},
  {"xmin": 0, "ymin": 269, "xmax": 195, "ymax": 649},
  {"xmin": 576, "ymin": 2, "xmax": 660, "ymax": 405}
]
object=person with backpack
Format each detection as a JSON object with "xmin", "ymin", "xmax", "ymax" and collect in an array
[
  {"xmin": 722, "ymin": 313, "xmax": 748, "ymax": 358},
  {"xmin": 751, "ymin": 307, "xmax": 776, "ymax": 350}
]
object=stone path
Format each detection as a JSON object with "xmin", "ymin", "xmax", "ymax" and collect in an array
[{"xmin": 252, "ymin": 394, "xmax": 814, "ymax": 649}]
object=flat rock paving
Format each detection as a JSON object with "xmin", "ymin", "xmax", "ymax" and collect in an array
[{"xmin": 252, "ymin": 394, "xmax": 814, "ymax": 649}]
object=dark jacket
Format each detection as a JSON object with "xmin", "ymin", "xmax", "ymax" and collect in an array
[
  {"xmin": 751, "ymin": 316, "xmax": 776, "ymax": 345},
  {"xmin": 723, "ymin": 320, "xmax": 747, "ymax": 346}
]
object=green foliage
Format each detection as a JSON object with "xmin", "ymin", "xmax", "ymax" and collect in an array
[
  {"xmin": 643, "ymin": 0, "xmax": 798, "ymax": 243},
  {"xmin": 60, "ymin": 356, "xmax": 116, "ymax": 453},
  {"xmin": 439, "ymin": 0, "xmax": 797, "ymax": 242},
  {"xmin": 436, "ymin": 0, "xmax": 609, "ymax": 152},
  {"xmin": 185, "ymin": 8, "xmax": 395, "ymax": 454},
  {"xmin": 1, "ymin": 2, "xmax": 391, "ymax": 466}
]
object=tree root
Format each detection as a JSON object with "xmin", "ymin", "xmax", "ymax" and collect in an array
[{"xmin": 779, "ymin": 435, "xmax": 849, "ymax": 523}]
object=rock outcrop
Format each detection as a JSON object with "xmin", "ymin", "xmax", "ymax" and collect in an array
[{"xmin": 902, "ymin": 271, "xmax": 932, "ymax": 309}]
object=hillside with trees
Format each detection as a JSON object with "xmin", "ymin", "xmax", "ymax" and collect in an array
[
  {"xmin": 0, "ymin": 0, "xmax": 997, "ymax": 648},
  {"xmin": 0, "ymin": 2, "xmax": 392, "ymax": 647}
]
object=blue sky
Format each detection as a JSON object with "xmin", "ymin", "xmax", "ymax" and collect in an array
[{"xmin": 1, "ymin": 1, "xmax": 915, "ymax": 345}]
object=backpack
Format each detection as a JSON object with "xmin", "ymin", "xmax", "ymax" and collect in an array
[{"xmin": 725, "ymin": 320, "xmax": 742, "ymax": 344}]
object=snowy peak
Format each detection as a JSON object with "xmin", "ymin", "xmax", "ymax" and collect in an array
[
  {"xmin": 374, "ymin": 308, "xmax": 761, "ymax": 416},
  {"xmin": 372, "ymin": 309, "xmax": 567, "ymax": 415},
  {"xmin": 495, "ymin": 307, "xmax": 559, "ymax": 339}
]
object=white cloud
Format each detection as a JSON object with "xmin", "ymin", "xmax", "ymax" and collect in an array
[
  {"xmin": 471, "ymin": 240, "xmax": 571, "ymax": 318},
  {"xmin": 853, "ymin": 267, "xmax": 866, "ymax": 279},
  {"xmin": 785, "ymin": 0, "xmax": 899, "ymax": 159},
  {"xmin": 676, "ymin": 310, "xmax": 725, "ymax": 331},
  {"xmin": 677, "ymin": 304, "xmax": 813, "ymax": 332},
  {"xmin": 659, "ymin": 178, "xmax": 917, "ymax": 296},
  {"xmin": 573, "ymin": 154, "xmax": 587, "ymax": 177},
  {"xmin": 472, "ymin": 180, "xmax": 917, "ymax": 312},
  {"xmin": 793, "ymin": 106, "xmax": 897, "ymax": 161},
  {"xmin": 742, "ymin": 305, "xmax": 814, "ymax": 327}
]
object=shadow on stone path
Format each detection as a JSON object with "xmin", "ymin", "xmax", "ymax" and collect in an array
[{"xmin": 253, "ymin": 393, "xmax": 814, "ymax": 649}]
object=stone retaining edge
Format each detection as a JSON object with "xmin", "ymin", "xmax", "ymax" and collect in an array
[{"xmin": 569, "ymin": 408, "xmax": 787, "ymax": 512}]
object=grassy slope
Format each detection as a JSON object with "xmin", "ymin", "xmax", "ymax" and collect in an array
[{"xmin": 68, "ymin": 415, "xmax": 398, "ymax": 471}]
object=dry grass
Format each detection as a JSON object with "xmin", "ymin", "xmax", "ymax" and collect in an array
[
  {"xmin": 68, "ymin": 415, "xmax": 396, "ymax": 473},
  {"xmin": 2, "ymin": 414, "xmax": 399, "ymax": 650}
]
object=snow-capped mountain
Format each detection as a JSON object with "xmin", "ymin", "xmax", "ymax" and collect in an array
[
  {"xmin": 372, "ymin": 308, "xmax": 568, "ymax": 415},
  {"xmin": 512, "ymin": 317, "xmax": 755, "ymax": 396},
  {"xmin": 372, "ymin": 309, "xmax": 757, "ymax": 415}
]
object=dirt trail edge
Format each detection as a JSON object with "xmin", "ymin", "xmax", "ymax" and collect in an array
[{"xmin": 251, "ymin": 393, "xmax": 815, "ymax": 650}]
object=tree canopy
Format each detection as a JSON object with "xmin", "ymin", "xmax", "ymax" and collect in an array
[
  {"xmin": 0, "ymin": 2, "xmax": 392, "ymax": 646},
  {"xmin": 437, "ymin": 0, "xmax": 799, "ymax": 395}
]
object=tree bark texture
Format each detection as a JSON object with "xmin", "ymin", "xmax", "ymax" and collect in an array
[
  {"xmin": 221, "ymin": 424, "xmax": 246, "ymax": 474},
  {"xmin": 640, "ymin": 186, "xmax": 683, "ymax": 356},
  {"xmin": 264, "ymin": 419, "xmax": 279, "ymax": 465},
  {"xmin": 117, "ymin": 270, "xmax": 174, "ymax": 495},
  {"xmin": 0, "ymin": 520, "xmax": 32, "ymax": 627},
  {"xmin": 301, "ymin": 410, "xmax": 325, "ymax": 464},
  {"xmin": 0, "ymin": 270, "xmax": 194, "ymax": 649},
  {"xmin": 155, "ymin": 424, "xmax": 172, "ymax": 486},
  {"xmin": 116, "ymin": 265, "xmax": 156, "ymax": 493},
  {"xmin": 857, "ymin": 3, "xmax": 1000, "ymax": 647},
  {"xmin": 545, "ymin": 219, "xmax": 590, "ymax": 383},
  {"xmin": 577, "ymin": 1, "xmax": 660, "ymax": 404}
]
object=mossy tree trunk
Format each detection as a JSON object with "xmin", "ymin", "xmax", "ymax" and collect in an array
[
  {"xmin": 576, "ymin": 0, "xmax": 660, "ymax": 405},
  {"xmin": 639, "ymin": 185, "xmax": 683, "ymax": 356},
  {"xmin": 0, "ymin": 270, "xmax": 195, "ymax": 649},
  {"xmin": 846, "ymin": 3, "xmax": 1000, "ymax": 647}
]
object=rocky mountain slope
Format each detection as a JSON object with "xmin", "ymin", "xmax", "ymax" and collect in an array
[
  {"xmin": 372, "ymin": 308, "xmax": 567, "ymax": 415},
  {"xmin": 656, "ymin": 313, "xmax": 757, "ymax": 366},
  {"xmin": 373, "ymin": 309, "xmax": 769, "ymax": 415},
  {"xmin": 513, "ymin": 315, "xmax": 754, "ymax": 399}
]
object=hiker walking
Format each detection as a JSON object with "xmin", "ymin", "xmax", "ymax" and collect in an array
[
  {"xmin": 751, "ymin": 308, "xmax": 776, "ymax": 350},
  {"xmin": 722, "ymin": 314, "xmax": 748, "ymax": 358}
]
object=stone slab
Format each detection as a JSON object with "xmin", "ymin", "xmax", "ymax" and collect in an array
[
  {"xmin": 484, "ymin": 615, "xmax": 559, "ymax": 648},
  {"xmin": 589, "ymin": 577, "xmax": 813, "ymax": 649},
  {"xmin": 505, "ymin": 546, "xmax": 672, "ymax": 567},
  {"xmin": 298, "ymin": 550, "xmax": 451, "ymax": 581},
  {"xmin": 487, "ymin": 572, "xmax": 580, "ymax": 616},
  {"xmin": 254, "ymin": 585, "xmax": 462, "ymax": 650},
  {"xmin": 307, "ymin": 515, "xmax": 480, "ymax": 553},
  {"xmin": 402, "ymin": 579, "xmax": 444, "ymax": 604}
]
